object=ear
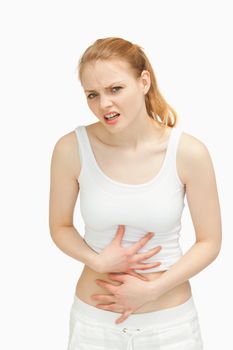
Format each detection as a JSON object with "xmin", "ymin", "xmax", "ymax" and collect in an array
[{"xmin": 140, "ymin": 70, "xmax": 151, "ymax": 95}]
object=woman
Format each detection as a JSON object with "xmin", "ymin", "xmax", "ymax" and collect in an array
[{"xmin": 49, "ymin": 37, "xmax": 222, "ymax": 349}]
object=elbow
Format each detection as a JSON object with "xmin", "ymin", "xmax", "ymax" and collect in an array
[
  {"xmin": 214, "ymin": 230, "xmax": 222, "ymax": 260},
  {"xmin": 49, "ymin": 220, "xmax": 58, "ymax": 239},
  {"xmin": 214, "ymin": 238, "xmax": 222, "ymax": 260},
  {"xmin": 49, "ymin": 222, "xmax": 64, "ymax": 244},
  {"xmin": 49, "ymin": 226, "xmax": 60, "ymax": 245},
  {"xmin": 49, "ymin": 222, "xmax": 74, "ymax": 244},
  {"xmin": 196, "ymin": 234, "xmax": 222, "ymax": 264},
  {"xmin": 203, "ymin": 237, "xmax": 222, "ymax": 263},
  {"xmin": 211, "ymin": 243, "xmax": 221, "ymax": 262}
]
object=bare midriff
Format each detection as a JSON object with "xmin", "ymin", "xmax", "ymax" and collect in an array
[{"xmin": 75, "ymin": 265, "xmax": 192, "ymax": 314}]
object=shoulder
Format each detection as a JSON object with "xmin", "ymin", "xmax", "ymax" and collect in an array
[
  {"xmin": 179, "ymin": 131, "xmax": 209, "ymax": 159},
  {"xmin": 53, "ymin": 129, "xmax": 77, "ymax": 152},
  {"xmin": 51, "ymin": 129, "xmax": 80, "ymax": 178},
  {"xmin": 177, "ymin": 131, "xmax": 213, "ymax": 185}
]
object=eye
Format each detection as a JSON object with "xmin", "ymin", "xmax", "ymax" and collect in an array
[
  {"xmin": 87, "ymin": 86, "xmax": 122, "ymax": 99},
  {"xmin": 87, "ymin": 93, "xmax": 97, "ymax": 99},
  {"xmin": 111, "ymin": 86, "xmax": 122, "ymax": 93}
]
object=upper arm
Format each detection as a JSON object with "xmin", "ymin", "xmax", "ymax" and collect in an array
[
  {"xmin": 178, "ymin": 133, "xmax": 222, "ymax": 248},
  {"xmin": 49, "ymin": 131, "xmax": 80, "ymax": 233}
]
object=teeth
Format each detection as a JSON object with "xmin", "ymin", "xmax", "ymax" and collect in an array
[{"xmin": 105, "ymin": 113, "xmax": 119, "ymax": 119}]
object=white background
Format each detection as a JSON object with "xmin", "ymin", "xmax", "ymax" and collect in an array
[{"xmin": 0, "ymin": 0, "xmax": 232, "ymax": 349}]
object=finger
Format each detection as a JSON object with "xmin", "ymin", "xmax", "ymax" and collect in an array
[
  {"xmin": 130, "ymin": 246, "xmax": 162, "ymax": 263},
  {"xmin": 126, "ymin": 270, "xmax": 149, "ymax": 281},
  {"xmin": 95, "ymin": 279, "xmax": 118, "ymax": 293},
  {"xmin": 91, "ymin": 294, "xmax": 116, "ymax": 303},
  {"xmin": 108, "ymin": 271, "xmax": 149, "ymax": 282},
  {"xmin": 129, "ymin": 232, "xmax": 155, "ymax": 253},
  {"xmin": 115, "ymin": 309, "xmax": 133, "ymax": 324},
  {"xmin": 131, "ymin": 261, "xmax": 161, "ymax": 270},
  {"xmin": 112, "ymin": 224, "xmax": 125, "ymax": 244},
  {"xmin": 96, "ymin": 303, "xmax": 123, "ymax": 313},
  {"xmin": 108, "ymin": 273, "xmax": 127, "ymax": 283},
  {"xmin": 95, "ymin": 303, "xmax": 119, "ymax": 312}
]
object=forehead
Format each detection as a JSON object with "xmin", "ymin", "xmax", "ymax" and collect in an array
[{"xmin": 81, "ymin": 59, "xmax": 137, "ymax": 90}]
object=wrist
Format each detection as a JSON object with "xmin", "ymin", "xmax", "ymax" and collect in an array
[
  {"xmin": 90, "ymin": 254, "xmax": 105, "ymax": 273},
  {"xmin": 146, "ymin": 279, "xmax": 164, "ymax": 303},
  {"xmin": 82, "ymin": 249, "xmax": 104, "ymax": 273}
]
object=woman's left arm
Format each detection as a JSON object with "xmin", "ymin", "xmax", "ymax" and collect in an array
[
  {"xmin": 93, "ymin": 136, "xmax": 222, "ymax": 323},
  {"xmin": 147, "ymin": 136, "xmax": 222, "ymax": 298}
]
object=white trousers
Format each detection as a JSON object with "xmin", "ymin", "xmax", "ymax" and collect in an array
[{"xmin": 67, "ymin": 295, "xmax": 203, "ymax": 349}]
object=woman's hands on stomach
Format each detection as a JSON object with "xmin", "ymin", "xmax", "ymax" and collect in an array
[
  {"xmin": 94, "ymin": 224, "xmax": 162, "ymax": 278},
  {"xmin": 76, "ymin": 224, "xmax": 163, "ymax": 311},
  {"xmin": 76, "ymin": 266, "xmax": 191, "ymax": 323},
  {"xmin": 76, "ymin": 225, "xmax": 191, "ymax": 323}
]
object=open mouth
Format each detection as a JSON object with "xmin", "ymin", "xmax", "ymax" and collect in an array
[{"xmin": 104, "ymin": 113, "xmax": 120, "ymax": 120}]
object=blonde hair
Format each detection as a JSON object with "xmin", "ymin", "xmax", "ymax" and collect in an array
[{"xmin": 78, "ymin": 37, "xmax": 177, "ymax": 127}]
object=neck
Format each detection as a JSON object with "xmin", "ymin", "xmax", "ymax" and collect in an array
[{"xmin": 98, "ymin": 113, "xmax": 167, "ymax": 151}]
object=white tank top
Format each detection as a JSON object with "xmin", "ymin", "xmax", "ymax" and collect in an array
[{"xmin": 75, "ymin": 124, "xmax": 185, "ymax": 273}]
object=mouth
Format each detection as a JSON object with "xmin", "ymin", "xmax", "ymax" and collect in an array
[{"xmin": 103, "ymin": 112, "xmax": 120, "ymax": 120}]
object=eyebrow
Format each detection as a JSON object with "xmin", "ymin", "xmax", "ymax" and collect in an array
[{"xmin": 84, "ymin": 81, "xmax": 124, "ymax": 93}]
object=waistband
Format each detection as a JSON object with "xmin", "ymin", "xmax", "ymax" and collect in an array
[{"xmin": 71, "ymin": 295, "xmax": 197, "ymax": 330}]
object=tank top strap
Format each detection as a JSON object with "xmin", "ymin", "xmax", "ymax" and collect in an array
[
  {"xmin": 74, "ymin": 124, "xmax": 100, "ymax": 176},
  {"xmin": 74, "ymin": 125, "xmax": 90, "ymax": 168},
  {"xmin": 164, "ymin": 123, "xmax": 184, "ymax": 185},
  {"xmin": 166, "ymin": 123, "xmax": 183, "ymax": 162}
]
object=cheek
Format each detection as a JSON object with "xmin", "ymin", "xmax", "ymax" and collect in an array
[
  {"xmin": 87, "ymin": 100, "xmax": 98, "ymax": 114},
  {"xmin": 123, "ymin": 89, "xmax": 144, "ymax": 112},
  {"xmin": 120, "ymin": 90, "xmax": 138, "ymax": 108}
]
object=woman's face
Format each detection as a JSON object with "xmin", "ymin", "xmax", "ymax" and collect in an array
[{"xmin": 81, "ymin": 59, "xmax": 150, "ymax": 129}]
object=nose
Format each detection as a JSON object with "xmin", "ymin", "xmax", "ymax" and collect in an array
[{"xmin": 99, "ymin": 94, "xmax": 113, "ymax": 110}]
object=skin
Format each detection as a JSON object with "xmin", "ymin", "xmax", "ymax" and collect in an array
[{"xmin": 49, "ymin": 58, "xmax": 222, "ymax": 324}]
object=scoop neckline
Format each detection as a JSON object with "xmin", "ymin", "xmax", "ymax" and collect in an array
[{"xmin": 82, "ymin": 125, "xmax": 175, "ymax": 188}]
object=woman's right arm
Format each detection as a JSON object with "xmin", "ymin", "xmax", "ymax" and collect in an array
[
  {"xmin": 49, "ymin": 132, "xmax": 101, "ymax": 270},
  {"xmin": 49, "ymin": 132, "xmax": 161, "ymax": 274}
]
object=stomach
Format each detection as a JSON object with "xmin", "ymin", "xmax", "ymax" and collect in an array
[{"xmin": 75, "ymin": 265, "xmax": 192, "ymax": 313}]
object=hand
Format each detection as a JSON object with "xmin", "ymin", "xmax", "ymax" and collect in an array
[
  {"xmin": 92, "ymin": 273, "xmax": 154, "ymax": 324},
  {"xmin": 95, "ymin": 225, "xmax": 161, "ymax": 276}
]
